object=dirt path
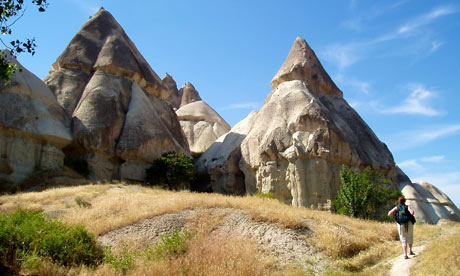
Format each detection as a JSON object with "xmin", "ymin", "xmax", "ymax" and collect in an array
[{"xmin": 388, "ymin": 245, "xmax": 426, "ymax": 276}]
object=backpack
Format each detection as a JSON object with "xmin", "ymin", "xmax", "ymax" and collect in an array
[{"xmin": 395, "ymin": 204, "xmax": 410, "ymax": 225}]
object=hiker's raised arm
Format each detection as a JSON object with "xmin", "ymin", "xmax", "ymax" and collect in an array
[
  {"xmin": 408, "ymin": 206, "xmax": 415, "ymax": 215},
  {"xmin": 388, "ymin": 206, "xmax": 398, "ymax": 217}
]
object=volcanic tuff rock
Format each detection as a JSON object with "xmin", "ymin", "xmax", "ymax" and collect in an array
[
  {"xmin": 196, "ymin": 37, "xmax": 396, "ymax": 208},
  {"xmin": 196, "ymin": 36, "xmax": 460, "ymax": 223},
  {"xmin": 162, "ymin": 73, "xmax": 181, "ymax": 109},
  {"xmin": 179, "ymin": 82, "xmax": 202, "ymax": 107},
  {"xmin": 176, "ymin": 100, "xmax": 230, "ymax": 154},
  {"xmin": 0, "ymin": 52, "xmax": 72, "ymax": 190},
  {"xmin": 395, "ymin": 168, "xmax": 460, "ymax": 223},
  {"xmin": 271, "ymin": 37, "xmax": 343, "ymax": 98},
  {"xmin": 45, "ymin": 8, "xmax": 189, "ymax": 181}
]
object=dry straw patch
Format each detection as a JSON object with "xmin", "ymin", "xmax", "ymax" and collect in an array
[
  {"xmin": 131, "ymin": 235, "xmax": 276, "ymax": 276},
  {"xmin": 0, "ymin": 183, "xmax": 403, "ymax": 275},
  {"xmin": 411, "ymin": 223, "xmax": 460, "ymax": 276},
  {"xmin": 0, "ymin": 184, "xmax": 112, "ymax": 213}
]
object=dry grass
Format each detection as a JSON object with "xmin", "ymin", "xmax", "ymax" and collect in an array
[
  {"xmin": 0, "ymin": 183, "xmax": 411, "ymax": 275},
  {"xmin": 131, "ymin": 235, "xmax": 276, "ymax": 276},
  {"xmin": 0, "ymin": 184, "xmax": 112, "ymax": 213},
  {"xmin": 411, "ymin": 224, "xmax": 460, "ymax": 276}
]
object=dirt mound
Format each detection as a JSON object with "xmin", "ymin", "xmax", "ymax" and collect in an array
[
  {"xmin": 97, "ymin": 207, "xmax": 329, "ymax": 272},
  {"xmin": 98, "ymin": 210, "xmax": 194, "ymax": 249}
]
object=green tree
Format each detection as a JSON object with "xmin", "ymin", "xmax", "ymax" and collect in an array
[
  {"xmin": 0, "ymin": 0, "xmax": 48, "ymax": 84},
  {"xmin": 333, "ymin": 165, "xmax": 401, "ymax": 219},
  {"xmin": 145, "ymin": 152, "xmax": 195, "ymax": 190}
]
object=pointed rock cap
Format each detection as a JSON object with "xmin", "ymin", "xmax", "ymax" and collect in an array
[
  {"xmin": 271, "ymin": 36, "xmax": 343, "ymax": 98},
  {"xmin": 161, "ymin": 73, "xmax": 181, "ymax": 108},
  {"xmin": 50, "ymin": 8, "xmax": 165, "ymax": 98},
  {"xmin": 179, "ymin": 82, "xmax": 202, "ymax": 107},
  {"xmin": 162, "ymin": 73, "xmax": 178, "ymax": 91}
]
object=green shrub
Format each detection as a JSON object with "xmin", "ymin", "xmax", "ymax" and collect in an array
[
  {"xmin": 75, "ymin": 196, "xmax": 92, "ymax": 208},
  {"xmin": 0, "ymin": 209, "xmax": 103, "ymax": 269},
  {"xmin": 103, "ymin": 245, "xmax": 135, "ymax": 275},
  {"xmin": 146, "ymin": 229, "xmax": 191, "ymax": 260},
  {"xmin": 145, "ymin": 152, "xmax": 195, "ymax": 190},
  {"xmin": 254, "ymin": 191, "xmax": 276, "ymax": 199},
  {"xmin": 333, "ymin": 166, "xmax": 401, "ymax": 220}
]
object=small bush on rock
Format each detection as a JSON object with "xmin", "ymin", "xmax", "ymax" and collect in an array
[
  {"xmin": 145, "ymin": 152, "xmax": 195, "ymax": 190},
  {"xmin": 0, "ymin": 209, "xmax": 103, "ymax": 270}
]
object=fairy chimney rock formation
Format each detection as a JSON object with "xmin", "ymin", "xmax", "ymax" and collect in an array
[
  {"xmin": 176, "ymin": 100, "xmax": 230, "ymax": 154},
  {"xmin": 271, "ymin": 36, "xmax": 343, "ymax": 98},
  {"xmin": 0, "ymin": 52, "xmax": 72, "ymax": 190},
  {"xmin": 196, "ymin": 36, "xmax": 395, "ymax": 208},
  {"xmin": 179, "ymin": 82, "xmax": 202, "ymax": 107},
  {"xmin": 45, "ymin": 9, "xmax": 189, "ymax": 181},
  {"xmin": 162, "ymin": 73, "xmax": 181, "ymax": 109},
  {"xmin": 395, "ymin": 169, "xmax": 460, "ymax": 224}
]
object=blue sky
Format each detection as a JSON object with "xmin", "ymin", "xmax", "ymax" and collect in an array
[{"xmin": 10, "ymin": 0, "xmax": 460, "ymax": 207}]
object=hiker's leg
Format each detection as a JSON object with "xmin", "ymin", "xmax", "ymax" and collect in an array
[
  {"xmin": 408, "ymin": 222, "xmax": 414, "ymax": 254},
  {"xmin": 403, "ymin": 242, "xmax": 408, "ymax": 256}
]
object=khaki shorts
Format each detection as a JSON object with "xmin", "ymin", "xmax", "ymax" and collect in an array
[{"xmin": 398, "ymin": 221, "xmax": 414, "ymax": 245}]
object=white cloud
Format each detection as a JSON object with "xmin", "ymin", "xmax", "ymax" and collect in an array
[
  {"xmin": 348, "ymin": 80, "xmax": 370, "ymax": 94},
  {"xmin": 397, "ymin": 6, "xmax": 458, "ymax": 35},
  {"xmin": 398, "ymin": 155, "xmax": 445, "ymax": 174},
  {"xmin": 341, "ymin": 1, "xmax": 409, "ymax": 32},
  {"xmin": 411, "ymin": 125, "xmax": 460, "ymax": 147},
  {"xmin": 398, "ymin": 159, "xmax": 424, "ymax": 173},
  {"xmin": 329, "ymin": 5, "xmax": 458, "ymax": 71},
  {"xmin": 420, "ymin": 155, "xmax": 445, "ymax": 163},
  {"xmin": 386, "ymin": 124, "xmax": 460, "ymax": 151},
  {"xmin": 429, "ymin": 40, "xmax": 444, "ymax": 53},
  {"xmin": 335, "ymin": 73, "xmax": 370, "ymax": 94},
  {"xmin": 222, "ymin": 102, "xmax": 260, "ymax": 110},
  {"xmin": 321, "ymin": 43, "xmax": 361, "ymax": 70},
  {"xmin": 384, "ymin": 85, "xmax": 441, "ymax": 116}
]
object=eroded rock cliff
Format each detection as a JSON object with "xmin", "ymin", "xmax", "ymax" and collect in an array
[
  {"xmin": 44, "ymin": 8, "xmax": 189, "ymax": 181},
  {"xmin": 177, "ymin": 100, "xmax": 230, "ymax": 154},
  {"xmin": 0, "ymin": 52, "xmax": 72, "ymax": 190},
  {"xmin": 196, "ymin": 37, "xmax": 396, "ymax": 209}
]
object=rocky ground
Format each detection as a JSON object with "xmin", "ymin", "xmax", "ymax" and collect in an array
[{"xmin": 98, "ymin": 207, "xmax": 329, "ymax": 273}]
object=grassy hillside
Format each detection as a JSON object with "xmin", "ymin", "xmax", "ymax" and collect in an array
[{"xmin": 0, "ymin": 183, "xmax": 458, "ymax": 275}]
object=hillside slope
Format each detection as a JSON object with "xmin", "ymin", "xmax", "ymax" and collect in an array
[{"xmin": 0, "ymin": 184, "xmax": 458, "ymax": 275}]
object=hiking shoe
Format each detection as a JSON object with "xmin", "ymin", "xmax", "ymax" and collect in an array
[
  {"xmin": 404, "ymin": 256, "xmax": 409, "ymax": 259},
  {"xmin": 410, "ymin": 251, "xmax": 415, "ymax": 255}
]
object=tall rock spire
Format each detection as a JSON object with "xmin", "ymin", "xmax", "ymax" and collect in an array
[
  {"xmin": 179, "ymin": 82, "xmax": 202, "ymax": 107},
  {"xmin": 45, "ymin": 9, "xmax": 190, "ymax": 181},
  {"xmin": 49, "ymin": 8, "xmax": 166, "ymax": 100},
  {"xmin": 271, "ymin": 37, "xmax": 343, "ymax": 98}
]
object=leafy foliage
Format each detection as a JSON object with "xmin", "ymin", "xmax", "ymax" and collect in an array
[
  {"xmin": 145, "ymin": 152, "xmax": 195, "ymax": 190},
  {"xmin": 0, "ymin": 0, "xmax": 48, "ymax": 84},
  {"xmin": 103, "ymin": 245, "xmax": 136, "ymax": 275},
  {"xmin": 254, "ymin": 191, "xmax": 276, "ymax": 199},
  {"xmin": 147, "ymin": 229, "xmax": 191, "ymax": 260},
  {"xmin": 333, "ymin": 165, "xmax": 401, "ymax": 219},
  {"xmin": 0, "ymin": 209, "xmax": 103, "ymax": 270},
  {"xmin": 75, "ymin": 196, "xmax": 92, "ymax": 208}
]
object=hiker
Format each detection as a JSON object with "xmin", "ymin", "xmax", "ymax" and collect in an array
[{"xmin": 388, "ymin": 196, "xmax": 416, "ymax": 259}]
